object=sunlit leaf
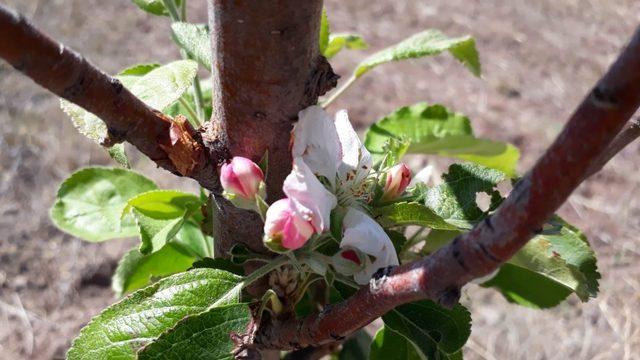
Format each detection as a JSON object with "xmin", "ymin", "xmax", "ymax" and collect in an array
[
  {"xmin": 50, "ymin": 167, "xmax": 157, "ymax": 242},
  {"xmin": 171, "ymin": 22, "xmax": 212, "ymax": 70},
  {"xmin": 319, "ymin": 9, "xmax": 330, "ymax": 55},
  {"xmin": 67, "ymin": 269, "xmax": 242, "ymax": 360},
  {"xmin": 130, "ymin": 0, "xmax": 182, "ymax": 17},
  {"xmin": 138, "ymin": 304, "xmax": 250, "ymax": 360},
  {"xmin": 354, "ymin": 29, "xmax": 480, "ymax": 78},
  {"xmin": 324, "ymin": 33, "xmax": 369, "ymax": 59},
  {"xmin": 364, "ymin": 103, "xmax": 519, "ymax": 176}
]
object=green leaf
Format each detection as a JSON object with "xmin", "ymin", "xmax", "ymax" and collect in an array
[
  {"xmin": 319, "ymin": 9, "xmax": 330, "ymax": 55},
  {"xmin": 112, "ymin": 244, "xmax": 195, "ymax": 297},
  {"xmin": 190, "ymin": 258, "xmax": 244, "ymax": 276},
  {"xmin": 375, "ymin": 202, "xmax": 458, "ymax": 231},
  {"xmin": 60, "ymin": 61, "xmax": 195, "ymax": 165},
  {"xmin": 371, "ymin": 326, "xmax": 422, "ymax": 360},
  {"xmin": 338, "ymin": 329, "xmax": 372, "ymax": 360},
  {"xmin": 173, "ymin": 218, "xmax": 213, "ymax": 259},
  {"xmin": 118, "ymin": 63, "xmax": 161, "ymax": 76},
  {"xmin": 171, "ymin": 22, "xmax": 212, "ymax": 70},
  {"xmin": 354, "ymin": 29, "xmax": 480, "ymax": 78},
  {"xmin": 50, "ymin": 167, "xmax": 157, "ymax": 242},
  {"xmin": 485, "ymin": 217, "xmax": 600, "ymax": 308},
  {"xmin": 414, "ymin": 135, "xmax": 520, "ymax": 177},
  {"xmin": 130, "ymin": 60, "xmax": 198, "ymax": 111},
  {"xmin": 364, "ymin": 103, "xmax": 518, "ymax": 176},
  {"xmin": 382, "ymin": 300, "xmax": 471, "ymax": 359},
  {"xmin": 324, "ymin": 33, "xmax": 369, "ymax": 59},
  {"xmin": 425, "ymin": 163, "xmax": 505, "ymax": 228},
  {"xmin": 125, "ymin": 190, "xmax": 204, "ymax": 254},
  {"xmin": 138, "ymin": 304, "xmax": 250, "ymax": 359},
  {"xmin": 365, "ymin": 103, "xmax": 471, "ymax": 154},
  {"xmin": 60, "ymin": 100, "xmax": 130, "ymax": 166},
  {"xmin": 67, "ymin": 268, "xmax": 242, "ymax": 360},
  {"xmin": 106, "ymin": 144, "xmax": 130, "ymax": 168},
  {"xmin": 130, "ymin": 0, "xmax": 182, "ymax": 16}
]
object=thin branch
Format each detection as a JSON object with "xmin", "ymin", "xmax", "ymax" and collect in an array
[
  {"xmin": 586, "ymin": 118, "xmax": 640, "ymax": 178},
  {"xmin": 0, "ymin": 5, "xmax": 220, "ymax": 191},
  {"xmin": 253, "ymin": 25, "xmax": 640, "ymax": 350}
]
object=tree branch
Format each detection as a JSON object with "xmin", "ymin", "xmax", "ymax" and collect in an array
[
  {"xmin": 586, "ymin": 117, "xmax": 640, "ymax": 178},
  {"xmin": 0, "ymin": 5, "xmax": 220, "ymax": 191},
  {"xmin": 253, "ymin": 25, "xmax": 640, "ymax": 350}
]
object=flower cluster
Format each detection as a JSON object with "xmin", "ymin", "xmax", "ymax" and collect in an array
[{"xmin": 221, "ymin": 106, "xmax": 411, "ymax": 284}]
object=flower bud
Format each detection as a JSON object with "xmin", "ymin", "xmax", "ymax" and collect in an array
[
  {"xmin": 220, "ymin": 156, "xmax": 264, "ymax": 200},
  {"xmin": 264, "ymin": 198, "xmax": 315, "ymax": 251},
  {"xmin": 382, "ymin": 163, "xmax": 411, "ymax": 200}
]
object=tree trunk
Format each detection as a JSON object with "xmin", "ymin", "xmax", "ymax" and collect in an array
[{"xmin": 205, "ymin": 0, "xmax": 337, "ymax": 258}]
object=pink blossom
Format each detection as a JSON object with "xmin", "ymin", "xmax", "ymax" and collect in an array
[
  {"xmin": 264, "ymin": 198, "xmax": 315, "ymax": 250},
  {"xmin": 220, "ymin": 156, "xmax": 264, "ymax": 199},
  {"xmin": 382, "ymin": 163, "xmax": 411, "ymax": 200}
]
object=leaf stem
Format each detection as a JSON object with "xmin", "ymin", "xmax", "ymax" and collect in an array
[
  {"xmin": 178, "ymin": 96, "xmax": 201, "ymax": 127},
  {"xmin": 164, "ymin": 0, "xmax": 207, "ymax": 124},
  {"xmin": 321, "ymin": 74, "xmax": 356, "ymax": 108}
]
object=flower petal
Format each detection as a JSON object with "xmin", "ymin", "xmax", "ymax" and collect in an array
[
  {"xmin": 284, "ymin": 157, "xmax": 337, "ymax": 233},
  {"xmin": 339, "ymin": 207, "xmax": 399, "ymax": 284},
  {"xmin": 335, "ymin": 110, "xmax": 372, "ymax": 185},
  {"xmin": 292, "ymin": 106, "xmax": 341, "ymax": 182}
]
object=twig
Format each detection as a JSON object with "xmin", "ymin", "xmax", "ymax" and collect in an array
[
  {"xmin": 586, "ymin": 118, "xmax": 640, "ymax": 178},
  {"xmin": 253, "ymin": 25, "xmax": 640, "ymax": 350},
  {"xmin": 0, "ymin": 5, "xmax": 220, "ymax": 191}
]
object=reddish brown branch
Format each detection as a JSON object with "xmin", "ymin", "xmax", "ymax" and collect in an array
[
  {"xmin": 254, "ymin": 26, "xmax": 640, "ymax": 350},
  {"xmin": 0, "ymin": 5, "xmax": 219, "ymax": 191},
  {"xmin": 586, "ymin": 117, "xmax": 640, "ymax": 178}
]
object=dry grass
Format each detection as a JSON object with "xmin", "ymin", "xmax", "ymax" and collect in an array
[{"xmin": 1, "ymin": 0, "xmax": 639, "ymax": 359}]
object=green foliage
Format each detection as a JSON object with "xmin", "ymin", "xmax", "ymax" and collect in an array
[
  {"xmin": 171, "ymin": 22, "xmax": 212, "ymax": 70},
  {"xmin": 67, "ymin": 269, "xmax": 242, "ymax": 360},
  {"xmin": 112, "ymin": 244, "xmax": 196, "ymax": 297},
  {"xmin": 138, "ymin": 304, "xmax": 250, "ymax": 359},
  {"xmin": 375, "ymin": 202, "xmax": 458, "ymax": 231},
  {"xmin": 325, "ymin": 33, "xmax": 369, "ymax": 59},
  {"xmin": 124, "ymin": 190, "xmax": 204, "ymax": 254},
  {"xmin": 50, "ymin": 167, "xmax": 157, "ymax": 242},
  {"xmin": 131, "ymin": 0, "xmax": 182, "ymax": 16},
  {"xmin": 485, "ymin": 217, "xmax": 600, "ymax": 308},
  {"xmin": 371, "ymin": 327, "xmax": 422, "ymax": 360},
  {"xmin": 364, "ymin": 103, "xmax": 519, "ymax": 176},
  {"xmin": 382, "ymin": 301, "xmax": 471, "ymax": 359},
  {"xmin": 128, "ymin": 60, "xmax": 198, "ymax": 111},
  {"xmin": 60, "ymin": 60, "xmax": 197, "ymax": 166},
  {"xmin": 354, "ymin": 29, "xmax": 480, "ymax": 78},
  {"xmin": 425, "ymin": 163, "xmax": 505, "ymax": 228},
  {"xmin": 118, "ymin": 63, "xmax": 161, "ymax": 76},
  {"xmin": 339, "ymin": 330, "xmax": 372, "ymax": 360},
  {"xmin": 319, "ymin": 9, "xmax": 330, "ymax": 55}
]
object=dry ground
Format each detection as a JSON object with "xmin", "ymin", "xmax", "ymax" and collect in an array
[{"xmin": 1, "ymin": 0, "xmax": 639, "ymax": 359}]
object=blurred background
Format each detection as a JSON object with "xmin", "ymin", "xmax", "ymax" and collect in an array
[{"xmin": 1, "ymin": 0, "xmax": 639, "ymax": 359}]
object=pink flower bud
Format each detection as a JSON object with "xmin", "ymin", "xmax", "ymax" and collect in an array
[
  {"xmin": 220, "ymin": 157, "xmax": 264, "ymax": 200},
  {"xmin": 382, "ymin": 163, "xmax": 411, "ymax": 200},
  {"xmin": 264, "ymin": 198, "xmax": 315, "ymax": 250}
]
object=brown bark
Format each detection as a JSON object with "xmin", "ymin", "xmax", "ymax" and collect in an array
[
  {"xmin": 253, "ymin": 25, "xmax": 640, "ymax": 350},
  {"xmin": 206, "ymin": 0, "xmax": 338, "ymax": 258},
  {"xmin": 0, "ymin": 5, "xmax": 220, "ymax": 191}
]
